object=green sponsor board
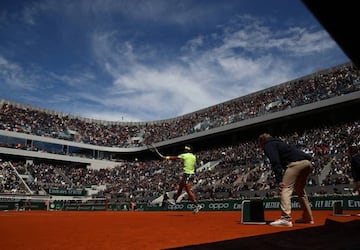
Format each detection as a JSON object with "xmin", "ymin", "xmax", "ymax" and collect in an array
[{"xmin": 161, "ymin": 201, "xmax": 241, "ymax": 211}]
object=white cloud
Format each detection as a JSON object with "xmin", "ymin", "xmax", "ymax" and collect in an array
[
  {"xmin": 78, "ymin": 13, "xmax": 342, "ymax": 121},
  {"xmin": 0, "ymin": 55, "xmax": 35, "ymax": 90}
]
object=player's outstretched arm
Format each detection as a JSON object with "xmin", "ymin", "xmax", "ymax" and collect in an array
[{"xmin": 163, "ymin": 155, "xmax": 178, "ymax": 160}]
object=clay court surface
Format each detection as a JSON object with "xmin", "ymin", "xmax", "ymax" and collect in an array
[{"xmin": 0, "ymin": 210, "xmax": 359, "ymax": 250}]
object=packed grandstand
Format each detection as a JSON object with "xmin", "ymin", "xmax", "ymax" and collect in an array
[{"xmin": 0, "ymin": 61, "xmax": 359, "ymax": 210}]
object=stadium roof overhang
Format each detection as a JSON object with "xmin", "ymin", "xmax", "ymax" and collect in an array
[{"xmin": 302, "ymin": 1, "xmax": 360, "ymax": 68}]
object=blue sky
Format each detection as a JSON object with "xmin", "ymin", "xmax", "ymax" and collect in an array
[{"xmin": 0, "ymin": 0, "xmax": 349, "ymax": 122}]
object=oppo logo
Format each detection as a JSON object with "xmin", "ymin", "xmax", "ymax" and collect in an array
[
  {"xmin": 209, "ymin": 203, "xmax": 229, "ymax": 209},
  {"xmin": 168, "ymin": 204, "xmax": 184, "ymax": 210},
  {"xmin": 187, "ymin": 203, "xmax": 205, "ymax": 209}
]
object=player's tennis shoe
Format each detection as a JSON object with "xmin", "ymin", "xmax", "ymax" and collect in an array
[
  {"xmin": 192, "ymin": 204, "xmax": 202, "ymax": 214},
  {"xmin": 167, "ymin": 199, "xmax": 176, "ymax": 205},
  {"xmin": 269, "ymin": 218, "xmax": 293, "ymax": 227}
]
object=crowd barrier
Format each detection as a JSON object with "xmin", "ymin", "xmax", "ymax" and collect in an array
[{"xmin": 1, "ymin": 195, "xmax": 359, "ymax": 212}]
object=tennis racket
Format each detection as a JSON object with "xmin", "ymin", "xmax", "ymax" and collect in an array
[{"xmin": 147, "ymin": 144, "xmax": 165, "ymax": 158}]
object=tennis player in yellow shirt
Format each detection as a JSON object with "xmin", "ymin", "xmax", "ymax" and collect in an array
[{"xmin": 164, "ymin": 145, "xmax": 202, "ymax": 213}]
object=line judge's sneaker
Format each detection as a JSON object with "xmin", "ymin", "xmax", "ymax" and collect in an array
[
  {"xmin": 269, "ymin": 218, "xmax": 293, "ymax": 227},
  {"xmin": 193, "ymin": 204, "xmax": 202, "ymax": 214}
]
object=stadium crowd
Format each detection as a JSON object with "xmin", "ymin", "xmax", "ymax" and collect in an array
[
  {"xmin": 0, "ymin": 62, "xmax": 360, "ymax": 205},
  {"xmin": 0, "ymin": 116, "xmax": 359, "ymax": 204}
]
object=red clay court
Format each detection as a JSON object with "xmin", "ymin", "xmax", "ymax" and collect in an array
[{"xmin": 0, "ymin": 210, "xmax": 359, "ymax": 250}]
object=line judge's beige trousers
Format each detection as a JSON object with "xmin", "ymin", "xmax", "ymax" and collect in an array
[{"xmin": 280, "ymin": 159, "xmax": 313, "ymax": 221}]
